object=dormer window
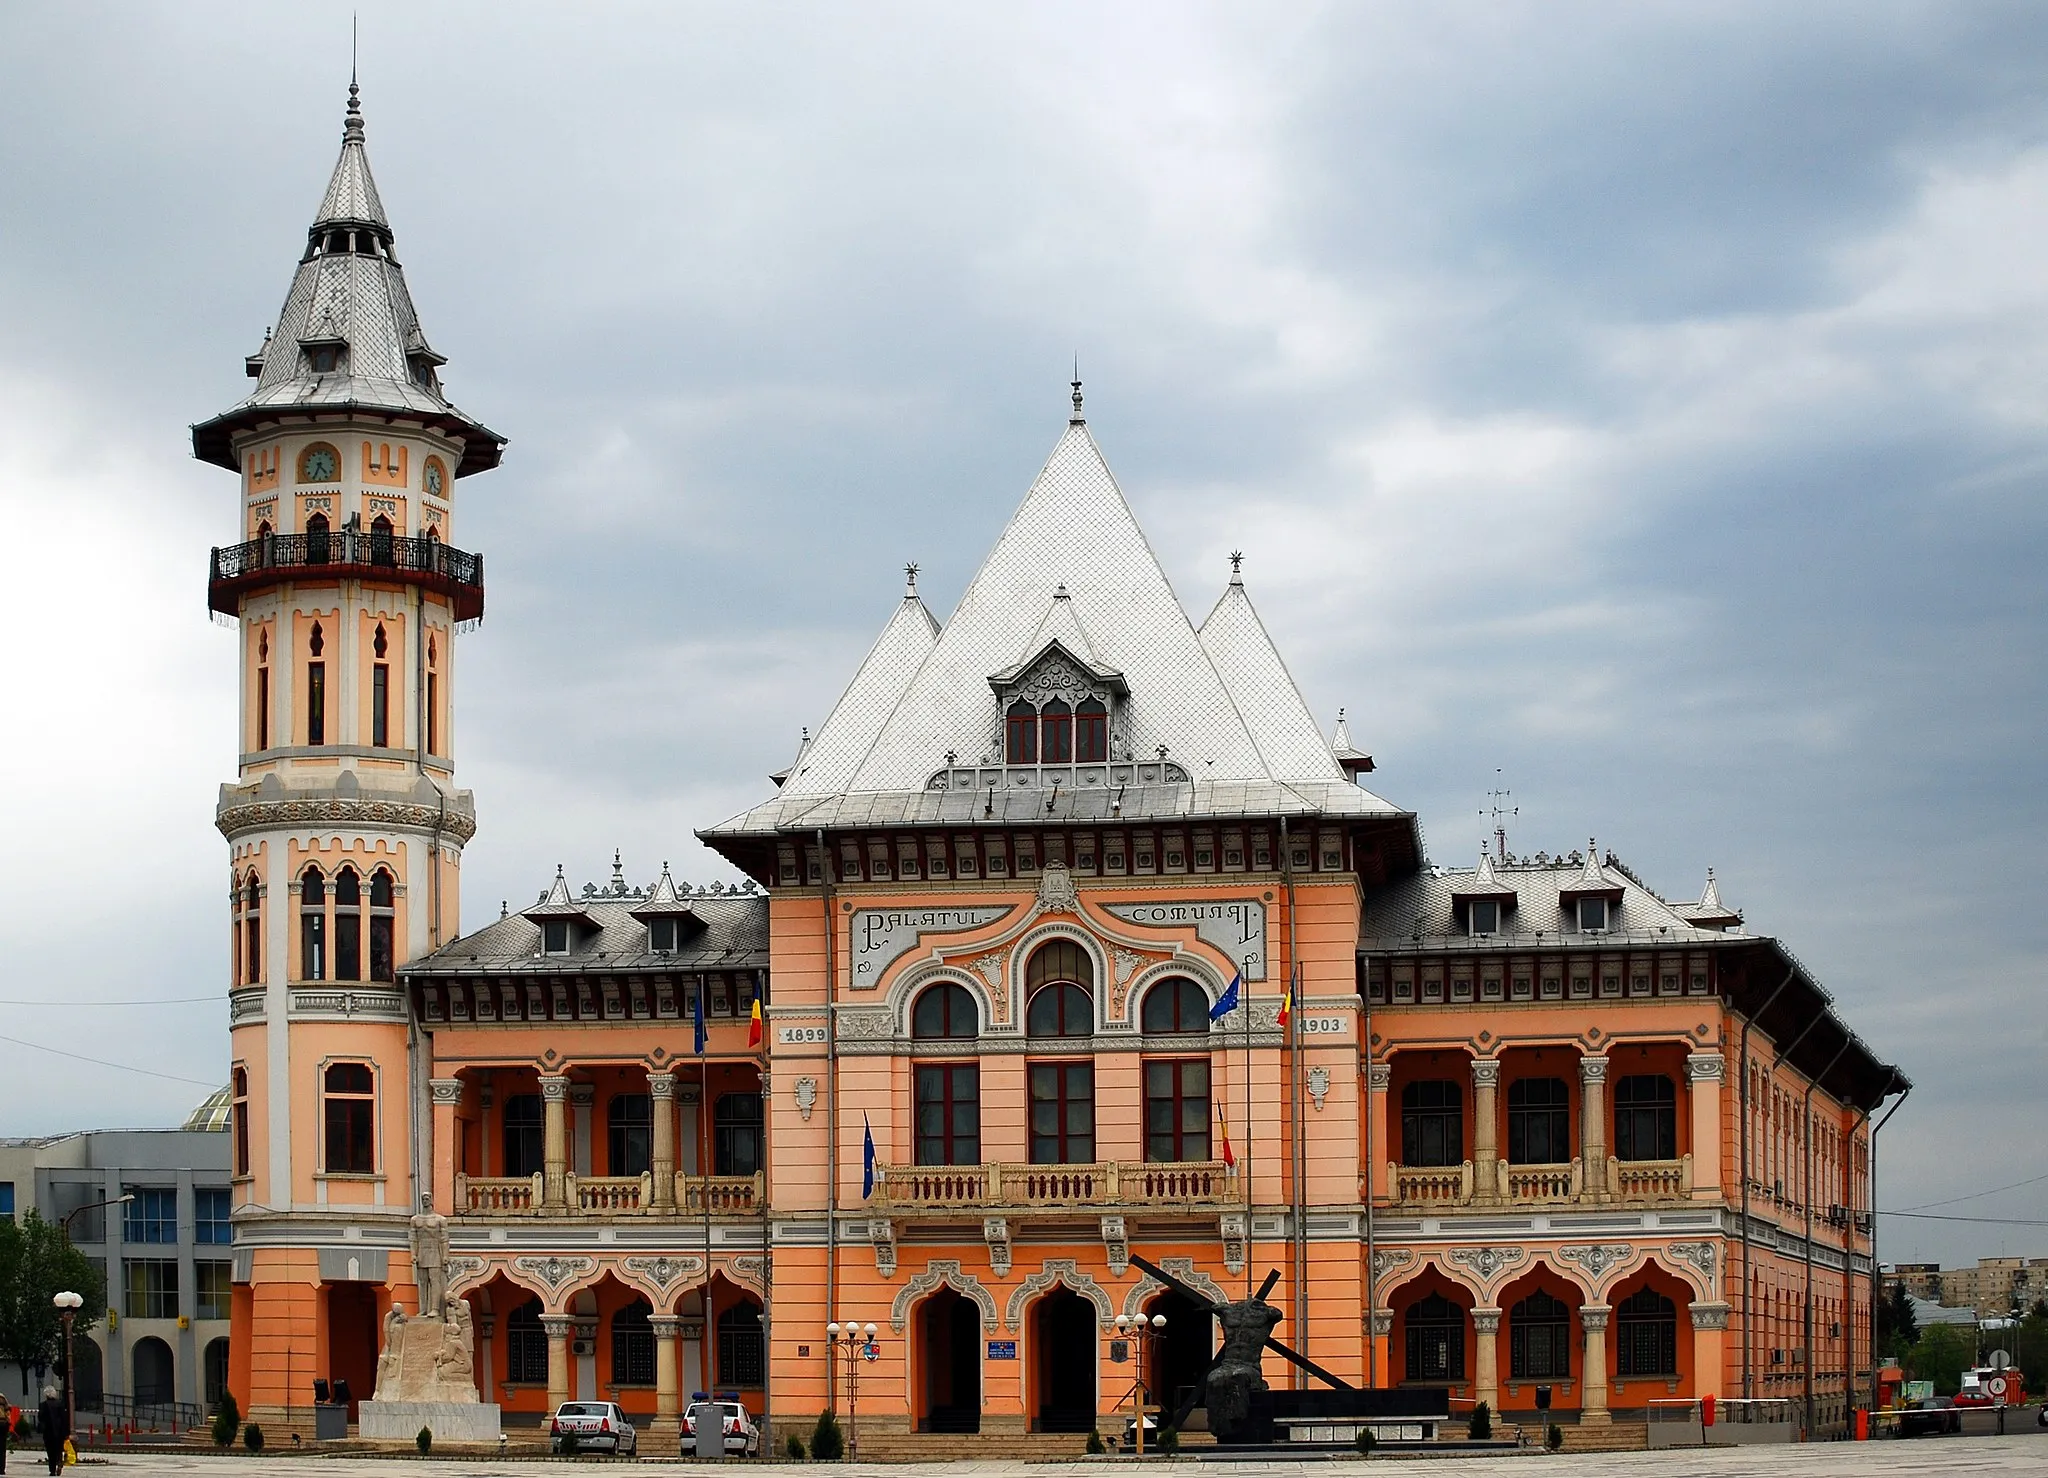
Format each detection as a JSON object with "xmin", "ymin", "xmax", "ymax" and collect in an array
[
  {"xmin": 1470, "ymin": 899, "xmax": 1500, "ymax": 937},
  {"xmin": 1578, "ymin": 896, "xmax": 1609, "ymax": 933},
  {"xmin": 1040, "ymin": 699, "xmax": 1072, "ymax": 763},
  {"xmin": 1005, "ymin": 700, "xmax": 1038, "ymax": 764},
  {"xmin": 649, "ymin": 918, "xmax": 680, "ymax": 953},
  {"xmin": 1076, "ymin": 698, "xmax": 1108, "ymax": 762},
  {"xmin": 309, "ymin": 344, "xmax": 343, "ymax": 375},
  {"xmin": 541, "ymin": 919, "xmax": 572, "ymax": 955}
]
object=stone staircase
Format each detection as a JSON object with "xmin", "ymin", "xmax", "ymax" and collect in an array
[
  {"xmin": 846, "ymin": 1430, "xmax": 1098, "ymax": 1462},
  {"xmin": 1557, "ymin": 1421, "xmax": 1649, "ymax": 1452}
]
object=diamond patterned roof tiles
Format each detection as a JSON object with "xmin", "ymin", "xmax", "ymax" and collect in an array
[{"xmin": 1197, "ymin": 575, "xmax": 1347, "ymax": 783}]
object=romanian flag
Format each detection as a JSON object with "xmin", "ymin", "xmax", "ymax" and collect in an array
[
  {"xmin": 1217, "ymin": 1105, "xmax": 1236, "ymax": 1171},
  {"xmin": 747, "ymin": 997, "xmax": 763, "ymax": 1049},
  {"xmin": 1276, "ymin": 981, "xmax": 1292, "ymax": 1030}
]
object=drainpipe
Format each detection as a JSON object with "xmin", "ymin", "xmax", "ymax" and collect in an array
[
  {"xmin": 1866, "ymin": 1081, "xmax": 1909, "ymax": 1412},
  {"xmin": 1361, "ymin": 954, "xmax": 1377, "ymax": 1389},
  {"xmin": 1738, "ymin": 965, "xmax": 1797, "ymax": 1399},
  {"xmin": 1842, "ymin": 1100, "xmax": 1872, "ymax": 1420},
  {"xmin": 1280, "ymin": 817, "xmax": 1305, "ymax": 1384},
  {"xmin": 1801, "ymin": 1040, "xmax": 1849, "ymax": 1437},
  {"xmin": 817, "ymin": 830, "xmax": 838, "ymax": 1411}
]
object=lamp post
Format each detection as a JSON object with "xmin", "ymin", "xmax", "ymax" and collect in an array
[
  {"xmin": 824, "ymin": 1321, "xmax": 878, "ymax": 1461},
  {"xmin": 53, "ymin": 1292, "xmax": 83, "ymax": 1444},
  {"xmin": 61, "ymin": 1193, "xmax": 134, "ymax": 1241},
  {"xmin": 1112, "ymin": 1313, "xmax": 1169, "ymax": 1456}
]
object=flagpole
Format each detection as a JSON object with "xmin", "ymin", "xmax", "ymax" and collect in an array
[{"xmin": 1243, "ymin": 964, "xmax": 1253, "ymax": 1298}]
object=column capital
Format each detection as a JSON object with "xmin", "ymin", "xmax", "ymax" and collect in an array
[
  {"xmin": 1578, "ymin": 1304, "xmax": 1611, "ymax": 1332},
  {"xmin": 1368, "ymin": 1308, "xmax": 1393, "ymax": 1336},
  {"xmin": 1471, "ymin": 1307, "xmax": 1502, "ymax": 1334},
  {"xmin": 1689, "ymin": 1301, "xmax": 1731, "ymax": 1331},
  {"xmin": 1684, "ymin": 1053, "xmax": 1726, "ymax": 1083},
  {"xmin": 570, "ymin": 1082, "xmax": 596, "ymax": 1107},
  {"xmin": 1579, "ymin": 1054, "xmax": 1609, "ymax": 1083},
  {"xmin": 1366, "ymin": 1063, "xmax": 1392, "ymax": 1091},
  {"xmin": 429, "ymin": 1078, "xmax": 465, "ymax": 1104},
  {"xmin": 649, "ymin": 1314, "xmax": 683, "ymax": 1337},
  {"xmin": 1471, "ymin": 1058, "xmax": 1501, "ymax": 1089},
  {"xmin": 648, "ymin": 1071, "xmax": 678, "ymax": 1098},
  {"xmin": 539, "ymin": 1074, "xmax": 571, "ymax": 1102},
  {"xmin": 540, "ymin": 1313, "xmax": 575, "ymax": 1335}
]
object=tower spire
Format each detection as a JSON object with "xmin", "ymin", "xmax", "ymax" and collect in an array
[{"xmin": 1070, "ymin": 361, "xmax": 1085, "ymax": 424}]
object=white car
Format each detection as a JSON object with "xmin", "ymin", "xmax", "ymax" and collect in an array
[
  {"xmin": 682, "ymin": 1398, "xmax": 761, "ymax": 1456},
  {"xmin": 551, "ymin": 1400, "xmax": 639, "ymax": 1455}
]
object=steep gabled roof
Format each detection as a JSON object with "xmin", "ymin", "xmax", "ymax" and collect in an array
[
  {"xmin": 1197, "ymin": 570, "xmax": 1347, "ymax": 783},
  {"xmin": 779, "ymin": 578, "xmax": 940, "ymax": 796}
]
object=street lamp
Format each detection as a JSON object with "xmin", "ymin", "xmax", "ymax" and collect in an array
[
  {"xmin": 53, "ymin": 1291, "xmax": 83, "ymax": 1446},
  {"xmin": 1112, "ymin": 1313, "xmax": 1169, "ymax": 1456},
  {"xmin": 825, "ymin": 1321, "xmax": 879, "ymax": 1461},
  {"xmin": 61, "ymin": 1193, "xmax": 133, "ymax": 1241}
]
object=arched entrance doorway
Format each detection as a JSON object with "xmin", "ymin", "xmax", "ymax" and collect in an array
[
  {"xmin": 1145, "ymin": 1291, "xmax": 1213, "ymax": 1423},
  {"xmin": 69, "ymin": 1334, "xmax": 104, "ymax": 1412},
  {"xmin": 918, "ymin": 1289, "xmax": 980, "ymax": 1433},
  {"xmin": 132, "ymin": 1337, "xmax": 174, "ymax": 1407},
  {"xmin": 324, "ymin": 1283, "xmax": 380, "ymax": 1418},
  {"xmin": 203, "ymin": 1338, "xmax": 230, "ymax": 1412},
  {"xmin": 1032, "ymin": 1289, "xmax": 1096, "ymax": 1433}
]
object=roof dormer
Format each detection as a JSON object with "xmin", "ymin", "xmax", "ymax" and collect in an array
[
  {"xmin": 523, "ymin": 865, "xmax": 595, "ymax": 956},
  {"xmin": 1451, "ymin": 851, "xmax": 1518, "ymax": 936},
  {"xmin": 1679, "ymin": 868, "xmax": 1743, "ymax": 931},
  {"xmin": 1558, "ymin": 841, "xmax": 1626, "ymax": 934},
  {"xmin": 989, "ymin": 585, "xmax": 1129, "ymax": 767},
  {"xmin": 629, "ymin": 863, "xmax": 702, "ymax": 954}
]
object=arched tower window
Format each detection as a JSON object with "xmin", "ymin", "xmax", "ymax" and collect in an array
[
  {"xmin": 371, "ymin": 623, "xmax": 391, "ymax": 749},
  {"xmin": 1005, "ymin": 700, "xmax": 1037, "ymax": 764},
  {"xmin": 332, "ymin": 867, "xmax": 361, "ymax": 982},
  {"xmin": 305, "ymin": 511, "xmax": 331, "ymax": 564},
  {"xmin": 912, "ymin": 983, "xmax": 978, "ymax": 1040},
  {"xmin": 369, "ymin": 514, "xmax": 394, "ymax": 567},
  {"xmin": 299, "ymin": 869, "xmax": 327, "ymax": 981},
  {"xmin": 255, "ymin": 627, "xmax": 271, "ymax": 751},
  {"xmin": 425, "ymin": 635, "xmax": 440, "ymax": 757},
  {"xmin": 1075, "ymin": 698, "xmax": 1108, "ymax": 763},
  {"xmin": 368, "ymin": 868, "xmax": 396, "ymax": 982},
  {"xmin": 1040, "ymin": 699, "xmax": 1072, "ymax": 764},
  {"xmin": 306, "ymin": 621, "xmax": 326, "ymax": 746},
  {"xmin": 230, "ymin": 1066, "xmax": 250, "ymax": 1177},
  {"xmin": 242, "ymin": 872, "xmax": 262, "ymax": 985}
]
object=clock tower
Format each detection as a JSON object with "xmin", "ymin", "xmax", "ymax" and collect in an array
[{"xmin": 193, "ymin": 82, "xmax": 504, "ymax": 1436}]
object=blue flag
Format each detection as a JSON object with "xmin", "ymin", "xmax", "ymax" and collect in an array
[
  {"xmin": 1209, "ymin": 972, "xmax": 1242, "ymax": 1022},
  {"xmin": 862, "ymin": 1114, "xmax": 877, "ymax": 1199},
  {"xmin": 693, "ymin": 976, "xmax": 707, "ymax": 1055}
]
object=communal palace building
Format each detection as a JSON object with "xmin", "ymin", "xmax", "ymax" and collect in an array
[{"xmin": 204, "ymin": 91, "xmax": 1905, "ymax": 1453}]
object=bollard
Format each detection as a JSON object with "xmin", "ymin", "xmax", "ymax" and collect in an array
[{"xmin": 1854, "ymin": 1409, "xmax": 1868, "ymax": 1441}]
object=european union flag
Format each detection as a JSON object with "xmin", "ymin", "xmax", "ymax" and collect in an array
[
  {"xmin": 862, "ymin": 1114, "xmax": 877, "ymax": 1199},
  {"xmin": 693, "ymin": 976, "xmax": 707, "ymax": 1055},
  {"xmin": 1209, "ymin": 972, "xmax": 1242, "ymax": 1021}
]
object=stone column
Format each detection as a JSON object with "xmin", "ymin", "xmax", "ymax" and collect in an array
[
  {"xmin": 1472, "ymin": 1307, "xmax": 1502, "ymax": 1416},
  {"xmin": 1579, "ymin": 1305, "xmax": 1612, "ymax": 1426},
  {"xmin": 1690, "ymin": 1301, "xmax": 1730, "ymax": 1405},
  {"xmin": 540, "ymin": 1074, "xmax": 570, "ymax": 1210},
  {"xmin": 1579, "ymin": 1056, "xmax": 1609, "ymax": 1201},
  {"xmin": 542, "ymin": 1314, "xmax": 574, "ymax": 1413},
  {"xmin": 1685, "ymin": 1054, "xmax": 1725, "ymax": 1199},
  {"xmin": 650, "ymin": 1072, "xmax": 678, "ymax": 1211},
  {"xmin": 651, "ymin": 1314, "xmax": 682, "ymax": 1422},
  {"xmin": 1368, "ymin": 1308, "xmax": 1393, "ymax": 1390},
  {"xmin": 1471, "ymin": 1059, "xmax": 1501, "ymax": 1202},
  {"xmin": 429, "ymin": 1078, "xmax": 463, "ymax": 1216},
  {"xmin": 478, "ymin": 1316, "xmax": 497, "ymax": 1406},
  {"xmin": 1365, "ymin": 1063, "xmax": 1392, "ymax": 1201}
]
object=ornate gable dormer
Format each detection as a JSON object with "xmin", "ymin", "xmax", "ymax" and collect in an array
[{"xmin": 988, "ymin": 585, "xmax": 1129, "ymax": 767}]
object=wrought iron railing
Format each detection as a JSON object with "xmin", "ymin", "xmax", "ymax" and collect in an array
[{"xmin": 208, "ymin": 531, "xmax": 484, "ymax": 620}]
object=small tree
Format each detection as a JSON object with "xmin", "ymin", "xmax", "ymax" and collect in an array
[
  {"xmin": 1544, "ymin": 1422, "xmax": 1563, "ymax": 1452},
  {"xmin": 1904, "ymin": 1324, "xmax": 1977, "ymax": 1395},
  {"xmin": 416, "ymin": 1425, "xmax": 433, "ymax": 1455},
  {"xmin": 1155, "ymin": 1423, "xmax": 1179, "ymax": 1454},
  {"xmin": 809, "ymin": 1410, "xmax": 844, "ymax": 1462},
  {"xmin": 1085, "ymin": 1428, "xmax": 1106, "ymax": 1454},
  {"xmin": 243, "ymin": 1422, "xmax": 265, "ymax": 1452},
  {"xmin": 1354, "ymin": 1426, "xmax": 1376, "ymax": 1455},
  {"xmin": 1467, "ymin": 1400, "xmax": 1492, "ymax": 1439},
  {"xmin": 784, "ymin": 1432, "xmax": 807, "ymax": 1460},
  {"xmin": 1876, "ymin": 1282, "xmax": 1920, "ymax": 1358},
  {"xmin": 211, "ymin": 1390, "xmax": 240, "ymax": 1447}
]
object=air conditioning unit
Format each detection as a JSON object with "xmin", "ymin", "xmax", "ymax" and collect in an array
[
  {"xmin": 1791, "ymin": 1348, "xmax": 1807, "ymax": 1366},
  {"xmin": 1829, "ymin": 1323, "xmax": 1841, "ymax": 1338},
  {"xmin": 1770, "ymin": 1348, "xmax": 1785, "ymax": 1365},
  {"xmin": 1855, "ymin": 1212, "xmax": 1874, "ymax": 1234}
]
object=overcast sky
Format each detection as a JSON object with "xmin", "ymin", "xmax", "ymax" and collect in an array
[{"xmin": 2, "ymin": 3, "xmax": 2044, "ymax": 1266}]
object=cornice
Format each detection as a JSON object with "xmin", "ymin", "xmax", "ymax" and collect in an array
[{"xmin": 217, "ymin": 794, "xmax": 478, "ymax": 843}]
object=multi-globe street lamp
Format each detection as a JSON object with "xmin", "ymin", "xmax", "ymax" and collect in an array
[
  {"xmin": 1112, "ymin": 1312, "xmax": 1169, "ymax": 1455},
  {"xmin": 824, "ymin": 1321, "xmax": 879, "ymax": 1461}
]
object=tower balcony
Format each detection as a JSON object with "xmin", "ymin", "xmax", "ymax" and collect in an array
[
  {"xmin": 208, "ymin": 530, "xmax": 484, "ymax": 622},
  {"xmin": 454, "ymin": 1170, "xmax": 765, "ymax": 1219},
  {"xmin": 872, "ymin": 1158, "xmax": 1234, "ymax": 1217}
]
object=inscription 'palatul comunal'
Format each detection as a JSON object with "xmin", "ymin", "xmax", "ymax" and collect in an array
[
  {"xmin": 1102, "ymin": 899, "xmax": 1266, "ymax": 980},
  {"xmin": 851, "ymin": 907, "xmax": 1012, "ymax": 988}
]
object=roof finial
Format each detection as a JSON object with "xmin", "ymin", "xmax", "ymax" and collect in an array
[
  {"xmin": 1070, "ymin": 360, "xmax": 1085, "ymax": 424},
  {"xmin": 904, "ymin": 561, "xmax": 919, "ymax": 596},
  {"xmin": 1229, "ymin": 549, "xmax": 1244, "ymax": 583}
]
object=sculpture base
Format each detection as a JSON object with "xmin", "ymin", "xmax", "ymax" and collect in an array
[{"xmin": 357, "ymin": 1400, "xmax": 502, "ymax": 1444}]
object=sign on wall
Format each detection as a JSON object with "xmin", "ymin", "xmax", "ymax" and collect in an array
[
  {"xmin": 986, "ymin": 1340, "xmax": 1018, "ymax": 1361},
  {"xmin": 1102, "ymin": 899, "xmax": 1267, "ymax": 980},
  {"xmin": 849, "ymin": 907, "xmax": 1012, "ymax": 989}
]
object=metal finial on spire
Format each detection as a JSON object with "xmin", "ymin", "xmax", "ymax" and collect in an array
[
  {"xmin": 905, "ymin": 562, "xmax": 919, "ymax": 595},
  {"xmin": 1070, "ymin": 361, "xmax": 1085, "ymax": 424},
  {"xmin": 1229, "ymin": 549, "xmax": 1244, "ymax": 581}
]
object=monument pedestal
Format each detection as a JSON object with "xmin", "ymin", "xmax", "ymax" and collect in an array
[{"xmin": 358, "ymin": 1399, "xmax": 502, "ymax": 1444}]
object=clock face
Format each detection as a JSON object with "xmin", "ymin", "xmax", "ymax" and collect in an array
[
  {"xmin": 425, "ymin": 461, "xmax": 444, "ymax": 496},
  {"xmin": 304, "ymin": 448, "xmax": 337, "ymax": 482}
]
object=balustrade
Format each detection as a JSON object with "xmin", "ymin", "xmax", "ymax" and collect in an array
[
  {"xmin": 1609, "ymin": 1155, "xmax": 1692, "ymax": 1201},
  {"xmin": 1502, "ymin": 1160, "xmax": 1580, "ymax": 1202},
  {"xmin": 454, "ymin": 1170, "xmax": 763, "ymax": 1218},
  {"xmin": 1385, "ymin": 1153, "xmax": 1693, "ymax": 1207},
  {"xmin": 1389, "ymin": 1161, "xmax": 1472, "ymax": 1205},
  {"xmin": 873, "ymin": 1160, "xmax": 1231, "ymax": 1213}
]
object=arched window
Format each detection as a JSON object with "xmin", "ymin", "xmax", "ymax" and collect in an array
[
  {"xmin": 299, "ymin": 869, "xmax": 327, "ymax": 981},
  {"xmin": 714, "ymin": 1092, "xmax": 762, "ymax": 1177},
  {"xmin": 369, "ymin": 514, "xmax": 395, "ymax": 567},
  {"xmin": 1040, "ymin": 699, "xmax": 1072, "ymax": 764},
  {"xmin": 1075, "ymin": 698, "xmax": 1108, "ymax": 762},
  {"xmin": 368, "ymin": 869, "xmax": 396, "ymax": 982},
  {"xmin": 912, "ymin": 983, "xmax": 978, "ymax": 1040},
  {"xmin": 305, "ymin": 511, "xmax": 331, "ymax": 564},
  {"xmin": 242, "ymin": 872, "xmax": 262, "ymax": 985},
  {"xmin": 1615, "ymin": 1286, "xmax": 1677, "ymax": 1376},
  {"xmin": 231, "ymin": 1065, "xmax": 250, "ymax": 1177},
  {"xmin": 1509, "ymin": 1291, "xmax": 1572, "ymax": 1379},
  {"xmin": 332, "ymin": 867, "xmax": 361, "ymax": 981},
  {"xmin": 502, "ymin": 1094, "xmax": 542, "ymax": 1177},
  {"xmin": 425, "ymin": 634, "xmax": 440, "ymax": 756},
  {"xmin": 1027, "ymin": 983, "xmax": 1092, "ymax": 1038},
  {"xmin": 322, "ymin": 1062, "xmax": 375, "ymax": 1174},
  {"xmin": 717, "ymin": 1301, "xmax": 764, "ymax": 1387},
  {"xmin": 1506, "ymin": 1077, "xmax": 1570, "ymax": 1165},
  {"xmin": 204, "ymin": 1336, "xmax": 230, "ymax": 1411},
  {"xmin": 506, "ymin": 1299, "xmax": 547, "ymax": 1384},
  {"xmin": 1005, "ymin": 700, "xmax": 1037, "ymax": 764},
  {"xmin": 1027, "ymin": 939, "xmax": 1093, "ymax": 992},
  {"xmin": 608, "ymin": 1094, "xmax": 652, "ymax": 1177},
  {"xmin": 306, "ymin": 619, "xmax": 327, "ymax": 745},
  {"xmin": 132, "ymin": 1336, "xmax": 175, "ymax": 1406},
  {"xmin": 1140, "ymin": 978, "xmax": 1209, "ymax": 1035},
  {"xmin": 1615, "ymin": 1074, "xmax": 1677, "ymax": 1161},
  {"xmin": 371, "ymin": 622, "xmax": 391, "ymax": 749},
  {"xmin": 611, "ymin": 1299, "xmax": 654, "ymax": 1386},
  {"xmin": 1404, "ymin": 1293, "xmax": 1465, "ymax": 1381},
  {"xmin": 1400, "ymin": 1080, "xmax": 1462, "ymax": 1167}
]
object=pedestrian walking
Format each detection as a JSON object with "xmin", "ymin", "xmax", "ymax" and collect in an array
[
  {"xmin": 35, "ymin": 1388, "xmax": 65, "ymax": 1476},
  {"xmin": 2, "ymin": 1398, "xmax": 14, "ymax": 1473}
]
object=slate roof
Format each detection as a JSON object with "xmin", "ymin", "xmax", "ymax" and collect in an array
[
  {"xmin": 192, "ymin": 85, "xmax": 504, "ymax": 478},
  {"xmin": 1361, "ymin": 856, "xmax": 1739, "ymax": 949},
  {"xmin": 405, "ymin": 890, "xmax": 768, "ymax": 978}
]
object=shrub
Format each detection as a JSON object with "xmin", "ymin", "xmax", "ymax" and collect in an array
[
  {"xmin": 810, "ymin": 1410, "xmax": 844, "ymax": 1462},
  {"xmin": 1468, "ymin": 1401, "xmax": 1492, "ymax": 1440},
  {"xmin": 1354, "ymin": 1426, "xmax": 1376, "ymax": 1455},
  {"xmin": 417, "ymin": 1425, "xmax": 433, "ymax": 1455},
  {"xmin": 1544, "ymin": 1422, "xmax": 1563, "ymax": 1452},
  {"xmin": 243, "ymin": 1422, "xmax": 265, "ymax": 1453},
  {"xmin": 785, "ymin": 1432, "xmax": 807, "ymax": 1461},
  {"xmin": 211, "ymin": 1392, "xmax": 240, "ymax": 1448},
  {"xmin": 1155, "ymin": 1424, "xmax": 1179, "ymax": 1455},
  {"xmin": 1086, "ymin": 1429, "xmax": 1106, "ymax": 1455}
]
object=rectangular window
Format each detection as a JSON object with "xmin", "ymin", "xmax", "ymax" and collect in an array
[
  {"xmin": 1027, "ymin": 1061, "xmax": 1095, "ymax": 1164},
  {"xmin": 1469, "ymin": 899, "xmax": 1499, "ymax": 936},
  {"xmin": 650, "ymin": 919, "xmax": 677, "ymax": 952},
  {"xmin": 541, "ymin": 919, "xmax": 570, "ymax": 955},
  {"xmin": 232, "ymin": 1068, "xmax": 250, "ymax": 1177},
  {"xmin": 123, "ymin": 1187, "xmax": 178, "ymax": 1244},
  {"xmin": 195, "ymin": 1260, "xmax": 232, "ymax": 1320},
  {"xmin": 371, "ymin": 663, "xmax": 389, "ymax": 747},
  {"xmin": 611, "ymin": 1310, "xmax": 655, "ymax": 1385},
  {"xmin": 1075, "ymin": 706, "xmax": 1108, "ymax": 762},
  {"xmin": 300, "ymin": 904, "xmax": 325, "ymax": 981},
  {"xmin": 1578, "ymin": 895, "xmax": 1608, "ymax": 932},
  {"xmin": 195, "ymin": 1187, "xmax": 232, "ymax": 1245},
  {"xmin": 307, "ymin": 661, "xmax": 326, "ymax": 745},
  {"xmin": 1005, "ymin": 705, "xmax": 1036, "ymax": 764},
  {"xmin": 369, "ymin": 913, "xmax": 393, "ymax": 983},
  {"xmin": 323, "ymin": 1062, "xmax": 376, "ymax": 1175},
  {"xmin": 1614, "ymin": 1075, "xmax": 1678, "ymax": 1161},
  {"xmin": 507, "ymin": 1310, "xmax": 548, "ymax": 1383},
  {"xmin": 426, "ymin": 670, "xmax": 439, "ymax": 755},
  {"xmin": 1510, "ymin": 1314, "xmax": 1572, "ymax": 1379},
  {"xmin": 502, "ymin": 1094, "xmax": 543, "ymax": 1178},
  {"xmin": 914, "ymin": 1064, "xmax": 981, "ymax": 1166},
  {"xmin": 125, "ymin": 1259, "xmax": 179, "ymax": 1319},
  {"xmin": 1143, "ymin": 1059, "xmax": 1211, "ymax": 1162},
  {"xmin": 256, "ymin": 665, "xmax": 270, "ymax": 750},
  {"xmin": 1400, "ymin": 1081, "xmax": 1464, "ymax": 1167},
  {"xmin": 0, "ymin": 1182, "xmax": 13, "ymax": 1218},
  {"xmin": 334, "ymin": 909, "xmax": 360, "ymax": 982}
]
